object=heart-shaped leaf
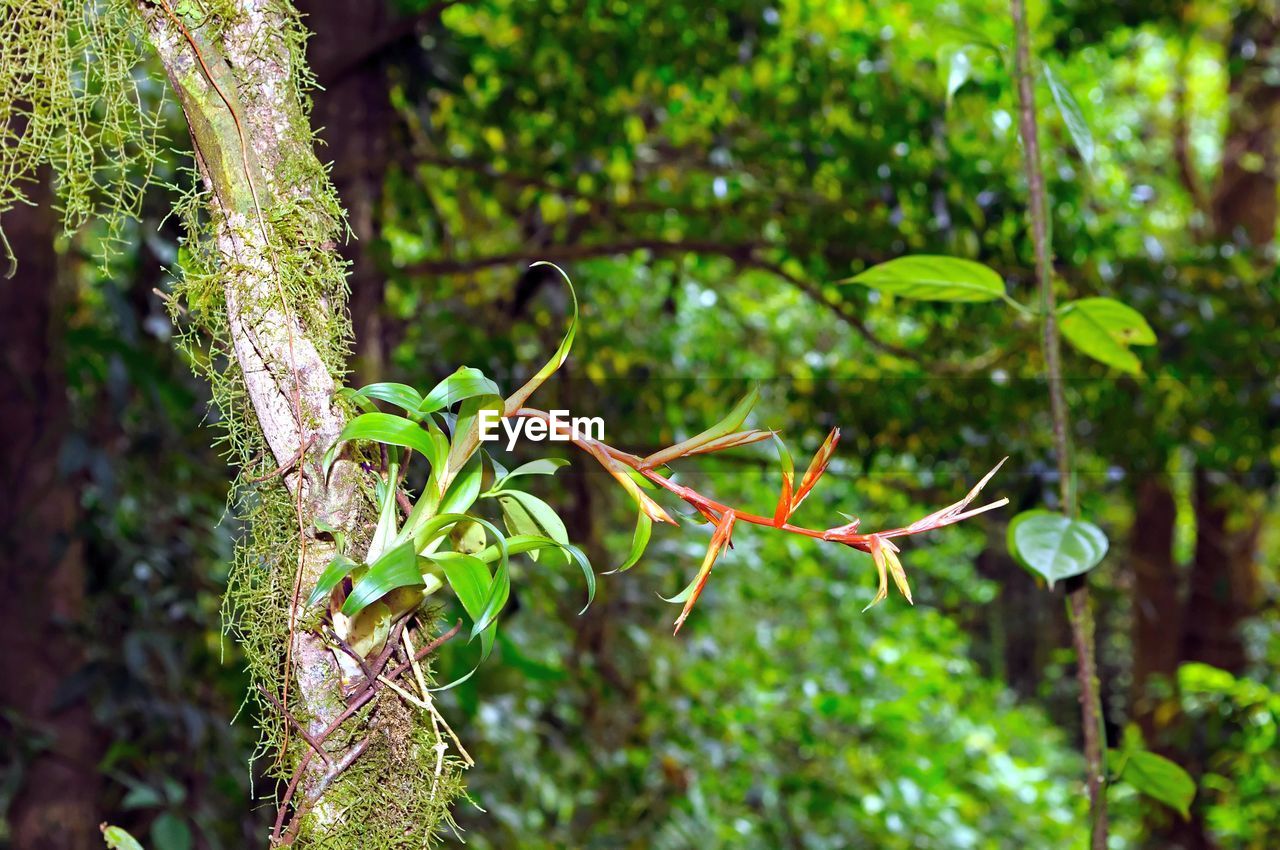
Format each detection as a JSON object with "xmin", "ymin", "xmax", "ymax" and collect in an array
[
  {"xmin": 1008, "ymin": 509, "xmax": 1108, "ymax": 587},
  {"xmin": 841, "ymin": 255, "xmax": 1004, "ymax": 302}
]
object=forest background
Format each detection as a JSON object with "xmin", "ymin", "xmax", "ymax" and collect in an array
[{"xmin": 1, "ymin": 0, "xmax": 1278, "ymax": 848}]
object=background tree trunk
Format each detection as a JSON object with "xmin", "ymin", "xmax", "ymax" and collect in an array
[
  {"xmin": 0, "ymin": 172, "xmax": 101, "ymax": 849},
  {"xmin": 1129, "ymin": 476, "xmax": 1180, "ymax": 739}
]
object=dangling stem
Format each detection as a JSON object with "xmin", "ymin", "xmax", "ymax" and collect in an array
[{"xmin": 1009, "ymin": 1, "xmax": 1108, "ymax": 846}]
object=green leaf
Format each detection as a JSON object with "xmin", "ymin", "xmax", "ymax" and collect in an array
[
  {"xmin": 1115, "ymin": 749, "xmax": 1196, "ymax": 818},
  {"xmin": 440, "ymin": 454, "xmax": 483, "ymax": 516},
  {"xmin": 503, "ymin": 261, "xmax": 578, "ymax": 414},
  {"xmin": 342, "ymin": 541, "xmax": 424, "ymax": 617},
  {"xmin": 490, "ymin": 457, "xmax": 570, "ymax": 491},
  {"xmin": 339, "ymin": 382, "xmax": 425, "ymax": 416},
  {"xmin": 841, "ymin": 255, "xmax": 1005, "ymax": 302},
  {"xmin": 150, "ymin": 814, "xmax": 191, "ymax": 850},
  {"xmin": 445, "ymin": 393, "xmax": 504, "ymax": 474},
  {"xmin": 432, "ymin": 551, "xmax": 492, "ymax": 626},
  {"xmin": 1058, "ymin": 297, "xmax": 1156, "ymax": 375},
  {"xmin": 365, "ymin": 465, "xmax": 401, "ymax": 564},
  {"xmin": 470, "ymin": 533, "xmax": 596, "ymax": 614},
  {"xmin": 642, "ymin": 386, "xmax": 760, "ymax": 468},
  {"xmin": 101, "ymin": 825, "xmax": 146, "ymax": 850},
  {"xmin": 306, "ymin": 553, "xmax": 358, "ymax": 608},
  {"xmin": 496, "ymin": 490, "xmax": 569, "ymax": 562},
  {"xmin": 610, "ymin": 510, "xmax": 652, "ymax": 573},
  {"xmin": 1043, "ymin": 62, "xmax": 1095, "ymax": 168},
  {"xmin": 419, "ymin": 366, "xmax": 501, "ymax": 414},
  {"xmin": 323, "ymin": 412, "xmax": 443, "ymax": 477},
  {"xmin": 1007, "ymin": 509, "xmax": 1108, "ymax": 587}
]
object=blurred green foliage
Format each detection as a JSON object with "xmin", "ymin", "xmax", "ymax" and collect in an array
[{"xmin": 4, "ymin": 0, "xmax": 1279, "ymax": 848}]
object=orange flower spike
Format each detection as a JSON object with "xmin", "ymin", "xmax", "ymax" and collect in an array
[
  {"xmin": 788, "ymin": 428, "xmax": 840, "ymax": 518},
  {"xmin": 771, "ymin": 434, "xmax": 795, "ymax": 527},
  {"xmin": 882, "ymin": 539, "xmax": 913, "ymax": 604},
  {"xmin": 673, "ymin": 510, "xmax": 737, "ymax": 634},
  {"xmin": 861, "ymin": 536, "xmax": 912, "ymax": 610},
  {"xmin": 863, "ymin": 535, "xmax": 891, "ymax": 612}
]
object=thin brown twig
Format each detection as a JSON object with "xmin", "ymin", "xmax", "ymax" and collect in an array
[
  {"xmin": 270, "ymin": 621, "xmax": 463, "ymax": 845},
  {"xmin": 257, "ymin": 686, "xmax": 332, "ymax": 767},
  {"xmin": 243, "ymin": 435, "xmax": 316, "ymax": 484},
  {"xmin": 1009, "ymin": 1, "xmax": 1107, "ymax": 846},
  {"xmin": 279, "ymin": 735, "xmax": 377, "ymax": 845}
]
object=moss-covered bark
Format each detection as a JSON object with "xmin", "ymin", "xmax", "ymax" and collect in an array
[{"xmin": 136, "ymin": 1, "xmax": 462, "ymax": 843}]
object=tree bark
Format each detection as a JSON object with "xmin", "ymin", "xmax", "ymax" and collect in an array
[
  {"xmin": 1180, "ymin": 471, "xmax": 1261, "ymax": 674},
  {"xmin": 1212, "ymin": 2, "xmax": 1280, "ymax": 247},
  {"xmin": 299, "ymin": 0, "xmax": 401, "ymax": 383},
  {"xmin": 137, "ymin": 0, "xmax": 367, "ymax": 834},
  {"xmin": 1129, "ymin": 476, "xmax": 1180, "ymax": 739},
  {"xmin": 0, "ymin": 172, "xmax": 101, "ymax": 848}
]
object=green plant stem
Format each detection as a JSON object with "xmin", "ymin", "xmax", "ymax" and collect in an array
[{"xmin": 1009, "ymin": 0, "xmax": 1108, "ymax": 847}]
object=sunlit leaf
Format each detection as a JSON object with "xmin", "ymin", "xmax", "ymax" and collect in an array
[
  {"xmin": 1058, "ymin": 297, "xmax": 1156, "ymax": 375},
  {"xmin": 440, "ymin": 454, "xmax": 483, "ymax": 516},
  {"xmin": 1111, "ymin": 748, "xmax": 1196, "ymax": 818},
  {"xmin": 365, "ymin": 465, "xmax": 401, "ymax": 564},
  {"xmin": 611, "ymin": 509, "xmax": 652, "ymax": 573},
  {"xmin": 1007, "ymin": 509, "xmax": 1108, "ymax": 587},
  {"xmin": 496, "ymin": 489, "xmax": 568, "ymax": 562},
  {"xmin": 841, "ymin": 255, "xmax": 1005, "ymax": 302},
  {"xmin": 419, "ymin": 366, "xmax": 501, "ymax": 414},
  {"xmin": 445, "ymin": 393, "xmax": 504, "ymax": 474},
  {"xmin": 323, "ymin": 412, "xmax": 443, "ymax": 477},
  {"xmin": 432, "ymin": 551, "xmax": 492, "ymax": 627},
  {"xmin": 101, "ymin": 824, "xmax": 146, "ymax": 850},
  {"xmin": 338, "ymin": 382, "xmax": 424, "ymax": 416},
  {"xmin": 490, "ymin": 457, "xmax": 570, "ymax": 492}
]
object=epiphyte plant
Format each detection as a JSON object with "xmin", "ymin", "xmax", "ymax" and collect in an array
[{"xmin": 312, "ymin": 262, "xmax": 1009, "ymax": 683}]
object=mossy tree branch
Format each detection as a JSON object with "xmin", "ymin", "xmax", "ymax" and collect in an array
[{"xmin": 136, "ymin": 0, "xmax": 376, "ymax": 837}]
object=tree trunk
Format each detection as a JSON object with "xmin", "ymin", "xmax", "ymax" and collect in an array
[
  {"xmin": 137, "ymin": 0, "xmax": 366, "ymax": 837},
  {"xmin": 1212, "ymin": 2, "xmax": 1280, "ymax": 248},
  {"xmin": 0, "ymin": 172, "xmax": 101, "ymax": 848},
  {"xmin": 1180, "ymin": 471, "xmax": 1261, "ymax": 674},
  {"xmin": 1129, "ymin": 475, "xmax": 1180, "ymax": 739},
  {"xmin": 299, "ymin": 0, "xmax": 401, "ymax": 383}
]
